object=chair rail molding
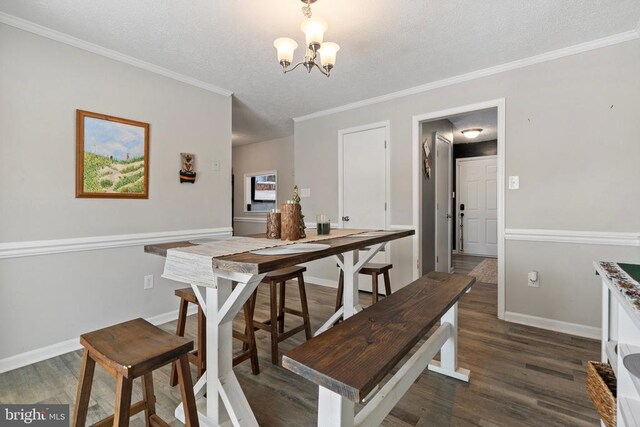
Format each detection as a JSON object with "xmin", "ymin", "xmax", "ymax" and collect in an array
[
  {"xmin": 504, "ymin": 228, "xmax": 640, "ymax": 246},
  {"xmin": 233, "ymin": 216, "xmax": 268, "ymax": 223},
  {"xmin": 0, "ymin": 227, "xmax": 233, "ymax": 259}
]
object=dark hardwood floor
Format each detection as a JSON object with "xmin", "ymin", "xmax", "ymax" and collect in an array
[{"xmin": 0, "ymin": 264, "xmax": 600, "ymax": 426}]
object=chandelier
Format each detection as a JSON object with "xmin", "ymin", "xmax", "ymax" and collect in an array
[{"xmin": 273, "ymin": 0, "xmax": 340, "ymax": 77}]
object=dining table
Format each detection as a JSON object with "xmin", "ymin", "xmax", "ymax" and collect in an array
[{"xmin": 144, "ymin": 228, "xmax": 414, "ymax": 426}]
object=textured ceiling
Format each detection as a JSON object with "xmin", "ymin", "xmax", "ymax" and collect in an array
[
  {"xmin": 1, "ymin": 1, "xmax": 639, "ymax": 145},
  {"xmin": 449, "ymin": 109, "xmax": 498, "ymax": 144}
]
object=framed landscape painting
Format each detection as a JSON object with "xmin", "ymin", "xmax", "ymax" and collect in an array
[{"xmin": 76, "ymin": 110, "xmax": 149, "ymax": 199}]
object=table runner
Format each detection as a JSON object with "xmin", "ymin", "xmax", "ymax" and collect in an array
[{"xmin": 162, "ymin": 229, "xmax": 368, "ymax": 285}]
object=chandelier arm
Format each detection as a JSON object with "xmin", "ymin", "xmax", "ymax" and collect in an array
[
  {"xmin": 312, "ymin": 60, "xmax": 329, "ymax": 77},
  {"xmin": 282, "ymin": 61, "xmax": 307, "ymax": 74}
]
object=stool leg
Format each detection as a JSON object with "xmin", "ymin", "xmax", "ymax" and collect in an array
[
  {"xmin": 170, "ymin": 298, "xmax": 189, "ymax": 387},
  {"xmin": 176, "ymin": 354, "xmax": 200, "ymax": 427},
  {"xmin": 278, "ymin": 280, "xmax": 286, "ymax": 334},
  {"xmin": 244, "ymin": 292, "xmax": 260, "ymax": 375},
  {"xmin": 335, "ymin": 270, "xmax": 344, "ymax": 312},
  {"xmin": 371, "ymin": 272, "xmax": 379, "ymax": 304},
  {"xmin": 383, "ymin": 270, "xmax": 392, "ymax": 297},
  {"xmin": 113, "ymin": 375, "xmax": 133, "ymax": 427},
  {"xmin": 72, "ymin": 350, "xmax": 95, "ymax": 427},
  {"xmin": 141, "ymin": 373, "xmax": 156, "ymax": 426},
  {"xmin": 269, "ymin": 280, "xmax": 279, "ymax": 364},
  {"xmin": 297, "ymin": 273, "xmax": 313, "ymax": 340},
  {"xmin": 197, "ymin": 304, "xmax": 206, "ymax": 378}
]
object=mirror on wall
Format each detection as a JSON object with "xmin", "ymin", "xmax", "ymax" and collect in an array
[{"xmin": 244, "ymin": 171, "xmax": 277, "ymax": 212}]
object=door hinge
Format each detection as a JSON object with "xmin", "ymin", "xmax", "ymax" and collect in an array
[
  {"xmin": 437, "ymin": 256, "xmax": 439, "ymax": 263},
  {"xmin": 384, "ymin": 202, "xmax": 387, "ymax": 211},
  {"xmin": 384, "ymin": 140, "xmax": 387, "ymax": 149}
]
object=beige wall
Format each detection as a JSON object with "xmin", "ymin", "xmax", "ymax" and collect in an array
[
  {"xmin": 0, "ymin": 24, "xmax": 232, "ymax": 360},
  {"xmin": 295, "ymin": 38, "xmax": 640, "ymax": 330},
  {"xmin": 232, "ymin": 136, "xmax": 294, "ymax": 236}
]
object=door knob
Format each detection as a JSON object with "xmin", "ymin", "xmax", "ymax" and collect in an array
[
  {"xmin": 446, "ymin": 214, "xmax": 452, "ymax": 219},
  {"xmin": 342, "ymin": 216, "xmax": 350, "ymax": 222}
]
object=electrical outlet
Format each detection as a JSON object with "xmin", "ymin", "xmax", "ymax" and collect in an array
[
  {"xmin": 300, "ymin": 188, "xmax": 311, "ymax": 198},
  {"xmin": 509, "ymin": 176, "xmax": 520, "ymax": 190},
  {"xmin": 144, "ymin": 274, "xmax": 154, "ymax": 290},
  {"xmin": 528, "ymin": 271, "xmax": 539, "ymax": 288}
]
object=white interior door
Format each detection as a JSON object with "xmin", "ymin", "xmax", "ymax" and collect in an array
[
  {"xmin": 435, "ymin": 134, "xmax": 452, "ymax": 273},
  {"xmin": 341, "ymin": 124, "xmax": 388, "ymax": 293},
  {"xmin": 457, "ymin": 156, "xmax": 498, "ymax": 256}
]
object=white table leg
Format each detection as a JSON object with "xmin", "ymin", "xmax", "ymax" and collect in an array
[
  {"xmin": 342, "ymin": 250, "xmax": 360, "ymax": 319},
  {"xmin": 207, "ymin": 279, "xmax": 233, "ymax": 426},
  {"xmin": 428, "ymin": 302, "xmax": 470, "ymax": 382},
  {"xmin": 173, "ymin": 272, "xmax": 264, "ymax": 426},
  {"xmin": 315, "ymin": 244, "xmax": 387, "ymax": 336},
  {"xmin": 318, "ymin": 386, "xmax": 355, "ymax": 427}
]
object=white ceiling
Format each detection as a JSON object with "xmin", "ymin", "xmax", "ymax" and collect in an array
[
  {"xmin": 449, "ymin": 109, "xmax": 497, "ymax": 144},
  {"xmin": 1, "ymin": 1, "xmax": 639, "ymax": 145}
]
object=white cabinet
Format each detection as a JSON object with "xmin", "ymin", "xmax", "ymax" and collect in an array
[{"xmin": 596, "ymin": 261, "xmax": 640, "ymax": 427}]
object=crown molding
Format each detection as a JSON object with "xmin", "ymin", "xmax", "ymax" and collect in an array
[
  {"xmin": 0, "ymin": 12, "xmax": 233, "ymax": 97},
  {"xmin": 294, "ymin": 29, "xmax": 639, "ymax": 122},
  {"xmin": 0, "ymin": 227, "xmax": 233, "ymax": 259}
]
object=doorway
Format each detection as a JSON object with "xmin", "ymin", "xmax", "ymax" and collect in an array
[
  {"xmin": 338, "ymin": 121, "xmax": 390, "ymax": 293},
  {"xmin": 412, "ymin": 99, "xmax": 505, "ymax": 319}
]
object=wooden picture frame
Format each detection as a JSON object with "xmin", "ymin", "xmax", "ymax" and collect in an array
[{"xmin": 76, "ymin": 110, "xmax": 150, "ymax": 199}]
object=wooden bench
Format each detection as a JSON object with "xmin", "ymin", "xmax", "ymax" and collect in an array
[{"xmin": 282, "ymin": 272, "xmax": 475, "ymax": 427}]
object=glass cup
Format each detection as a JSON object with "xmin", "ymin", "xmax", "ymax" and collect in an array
[{"xmin": 316, "ymin": 214, "xmax": 330, "ymax": 235}]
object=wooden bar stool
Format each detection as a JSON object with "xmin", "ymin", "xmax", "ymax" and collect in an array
[
  {"xmin": 253, "ymin": 266, "xmax": 312, "ymax": 364},
  {"xmin": 335, "ymin": 263, "xmax": 393, "ymax": 311},
  {"xmin": 170, "ymin": 286, "xmax": 259, "ymax": 387},
  {"xmin": 72, "ymin": 318, "xmax": 199, "ymax": 427}
]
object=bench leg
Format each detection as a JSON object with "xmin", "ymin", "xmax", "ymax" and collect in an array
[
  {"xmin": 428, "ymin": 302, "xmax": 470, "ymax": 382},
  {"xmin": 318, "ymin": 386, "xmax": 354, "ymax": 427}
]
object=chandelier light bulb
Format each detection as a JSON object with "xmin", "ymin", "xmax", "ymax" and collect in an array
[
  {"xmin": 319, "ymin": 42, "xmax": 340, "ymax": 69},
  {"xmin": 301, "ymin": 17, "xmax": 328, "ymax": 49},
  {"xmin": 273, "ymin": 37, "xmax": 298, "ymax": 66}
]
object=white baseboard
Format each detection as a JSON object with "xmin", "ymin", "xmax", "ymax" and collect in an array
[
  {"xmin": 0, "ymin": 306, "xmax": 198, "ymax": 374},
  {"xmin": 503, "ymin": 311, "xmax": 601, "ymax": 340},
  {"xmin": 305, "ymin": 275, "xmax": 339, "ymax": 289}
]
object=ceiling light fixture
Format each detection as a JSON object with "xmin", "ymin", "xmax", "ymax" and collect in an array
[
  {"xmin": 461, "ymin": 128, "xmax": 483, "ymax": 139},
  {"xmin": 274, "ymin": 0, "xmax": 340, "ymax": 77}
]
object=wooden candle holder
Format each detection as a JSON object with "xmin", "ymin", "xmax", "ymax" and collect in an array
[
  {"xmin": 281, "ymin": 203, "xmax": 302, "ymax": 241},
  {"xmin": 266, "ymin": 212, "xmax": 281, "ymax": 239}
]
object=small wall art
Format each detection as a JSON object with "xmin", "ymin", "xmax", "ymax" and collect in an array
[
  {"xmin": 76, "ymin": 110, "xmax": 149, "ymax": 198},
  {"xmin": 180, "ymin": 152, "xmax": 197, "ymax": 184}
]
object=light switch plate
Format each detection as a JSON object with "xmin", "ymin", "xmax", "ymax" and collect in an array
[
  {"xmin": 144, "ymin": 275, "xmax": 154, "ymax": 290},
  {"xmin": 509, "ymin": 176, "xmax": 520, "ymax": 190},
  {"xmin": 212, "ymin": 159, "xmax": 221, "ymax": 171},
  {"xmin": 300, "ymin": 188, "xmax": 311, "ymax": 198}
]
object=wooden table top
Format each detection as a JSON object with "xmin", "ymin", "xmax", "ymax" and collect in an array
[{"xmin": 144, "ymin": 229, "xmax": 414, "ymax": 274}]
